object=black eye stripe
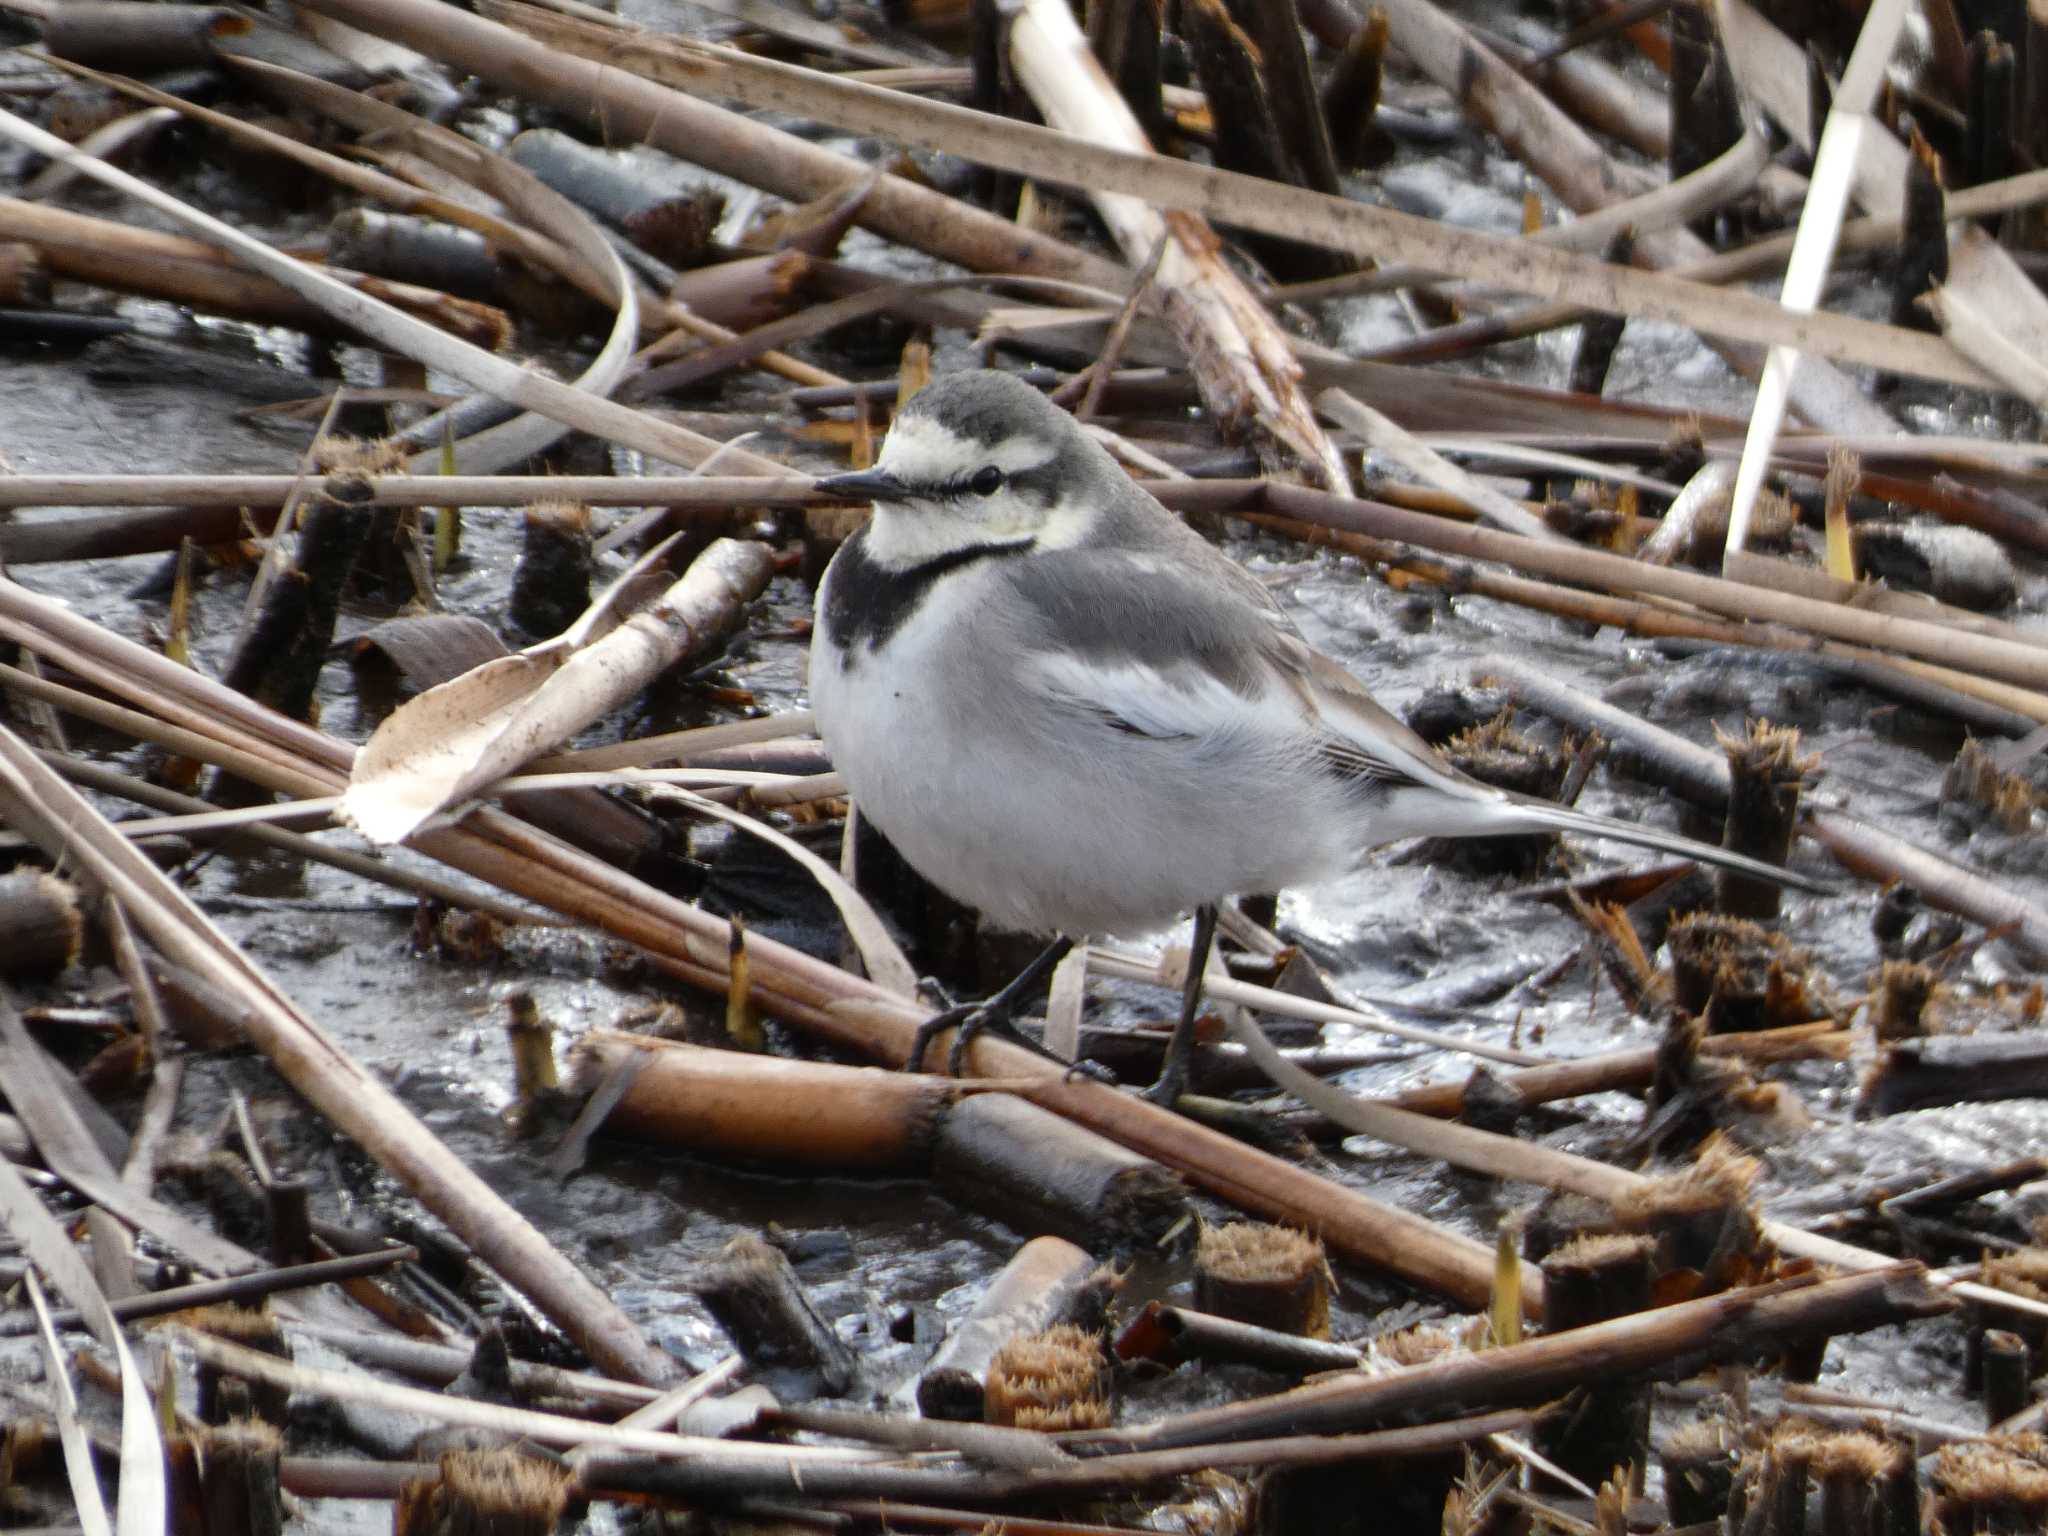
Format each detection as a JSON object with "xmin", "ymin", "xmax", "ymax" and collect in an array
[
  {"xmin": 904, "ymin": 467, "xmax": 1008, "ymax": 499},
  {"xmin": 890, "ymin": 460, "xmax": 1056, "ymax": 500}
]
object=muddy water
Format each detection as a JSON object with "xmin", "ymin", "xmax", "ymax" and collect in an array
[{"xmin": 6, "ymin": 39, "xmax": 2048, "ymax": 1532}]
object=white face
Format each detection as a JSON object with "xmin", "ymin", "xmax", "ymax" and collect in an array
[{"xmin": 860, "ymin": 414, "xmax": 1071, "ymax": 567}]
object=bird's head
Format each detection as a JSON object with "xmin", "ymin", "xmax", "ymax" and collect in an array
[{"xmin": 813, "ymin": 371, "xmax": 1107, "ymax": 565}]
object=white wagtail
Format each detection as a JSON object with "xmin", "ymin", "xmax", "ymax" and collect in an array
[{"xmin": 810, "ymin": 370, "xmax": 1827, "ymax": 1104}]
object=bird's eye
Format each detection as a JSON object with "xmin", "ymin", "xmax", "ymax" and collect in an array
[{"xmin": 970, "ymin": 465, "xmax": 1004, "ymax": 496}]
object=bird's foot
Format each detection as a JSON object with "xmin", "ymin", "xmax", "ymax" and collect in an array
[
  {"xmin": 907, "ymin": 1002, "xmax": 1112, "ymax": 1081},
  {"xmin": 1141, "ymin": 1058, "xmax": 1190, "ymax": 1109},
  {"xmin": 906, "ymin": 1000, "xmax": 978, "ymax": 1075},
  {"xmin": 1062, "ymin": 1056, "xmax": 1118, "ymax": 1087}
]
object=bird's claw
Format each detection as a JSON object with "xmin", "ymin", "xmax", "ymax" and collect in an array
[
  {"xmin": 1141, "ymin": 1061, "xmax": 1189, "ymax": 1109},
  {"xmin": 907, "ymin": 1002, "xmax": 976, "ymax": 1074},
  {"xmin": 907, "ymin": 1002, "xmax": 1104, "ymax": 1080}
]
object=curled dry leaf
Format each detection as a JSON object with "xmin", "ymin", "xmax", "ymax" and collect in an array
[{"xmin": 342, "ymin": 538, "xmax": 776, "ymax": 845}]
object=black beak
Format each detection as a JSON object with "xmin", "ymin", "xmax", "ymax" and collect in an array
[{"xmin": 813, "ymin": 469, "xmax": 907, "ymax": 502}]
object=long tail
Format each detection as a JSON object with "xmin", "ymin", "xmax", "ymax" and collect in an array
[{"xmin": 1473, "ymin": 792, "xmax": 1834, "ymax": 894}]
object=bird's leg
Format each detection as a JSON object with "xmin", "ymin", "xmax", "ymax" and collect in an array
[
  {"xmin": 1145, "ymin": 902, "xmax": 1219, "ymax": 1107},
  {"xmin": 907, "ymin": 935, "xmax": 1076, "ymax": 1075}
]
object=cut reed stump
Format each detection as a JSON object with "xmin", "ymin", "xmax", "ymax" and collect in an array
[
  {"xmin": 692, "ymin": 1231, "xmax": 858, "ymax": 1398},
  {"xmin": 1115, "ymin": 1299, "xmax": 1362, "ymax": 1377},
  {"xmin": 1193, "ymin": 1221, "xmax": 1330, "ymax": 1339},
  {"xmin": 510, "ymin": 500, "xmax": 594, "ymax": 639},
  {"xmin": 1713, "ymin": 720, "xmax": 1816, "ymax": 920},
  {"xmin": 221, "ymin": 446, "xmax": 389, "ymax": 726},
  {"xmin": 984, "ymin": 1323, "xmax": 1113, "ymax": 1429},
  {"xmin": 394, "ymin": 1450, "xmax": 573, "ymax": 1536},
  {"xmin": 0, "ymin": 872, "xmax": 82, "ymax": 980},
  {"xmin": 934, "ymin": 1091, "xmax": 1188, "ymax": 1247},
  {"xmin": 1661, "ymin": 1418, "xmax": 1740, "ymax": 1527},
  {"xmin": 1983, "ymin": 1328, "xmax": 2031, "ymax": 1426},
  {"xmin": 566, "ymin": 1032, "xmax": 954, "ymax": 1172},
  {"xmin": 197, "ymin": 1419, "xmax": 285, "ymax": 1536},
  {"xmin": 918, "ymin": 1235, "xmax": 1111, "ymax": 1421},
  {"xmin": 1538, "ymin": 1234, "xmax": 1655, "ymax": 1492}
]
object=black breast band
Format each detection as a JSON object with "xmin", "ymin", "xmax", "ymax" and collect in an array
[{"xmin": 823, "ymin": 531, "xmax": 1034, "ymax": 659}]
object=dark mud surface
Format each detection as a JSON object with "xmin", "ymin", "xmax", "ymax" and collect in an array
[{"xmin": 6, "ymin": 7, "xmax": 2048, "ymax": 1531}]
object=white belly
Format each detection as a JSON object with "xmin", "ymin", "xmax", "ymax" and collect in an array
[{"xmin": 810, "ymin": 558, "xmax": 1350, "ymax": 937}]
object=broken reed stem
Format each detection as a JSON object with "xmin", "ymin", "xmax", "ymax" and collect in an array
[
  {"xmin": 1088, "ymin": 1265, "xmax": 1952, "ymax": 1450},
  {"xmin": 10, "ymin": 431, "xmax": 2048, "ymax": 1345},
  {"xmin": 1714, "ymin": 720, "xmax": 1818, "ymax": 920},
  {"xmin": 0, "ymin": 575, "xmax": 1514, "ymax": 1313},
  {"xmin": 8, "ymin": 546, "xmax": 2044, "ymax": 1322},
  {"xmin": 567, "ymin": 1032, "xmax": 955, "ymax": 1171},
  {"xmin": 0, "ymin": 193, "xmax": 511, "ymax": 347},
  {"xmin": 275, "ymin": 1407, "xmax": 1545, "ymax": 1501},
  {"xmin": 292, "ymin": 0, "xmax": 1125, "ymax": 291},
  {"xmin": 1244, "ymin": 510, "xmax": 2048, "ymax": 730},
  {"xmin": 1005, "ymin": 0, "xmax": 1346, "ymax": 485},
  {"xmin": 13, "ymin": 471, "xmax": 2042, "ymax": 730},
  {"xmin": 0, "ymin": 469, "xmax": 1255, "ymax": 514},
  {"xmin": 1485, "ymin": 653, "xmax": 2048, "ymax": 961},
  {"xmin": 1258, "ymin": 485, "xmax": 2048, "ymax": 694},
  {"xmin": 470, "ymin": 0, "xmax": 1993, "ymax": 391},
  {"xmin": 1379, "ymin": 1024, "xmax": 1849, "ymax": 1118}
]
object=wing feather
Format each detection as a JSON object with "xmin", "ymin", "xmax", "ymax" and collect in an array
[
  {"xmin": 998, "ymin": 542, "xmax": 1491, "ymax": 805},
  {"xmin": 1020, "ymin": 652, "xmax": 1260, "ymax": 742}
]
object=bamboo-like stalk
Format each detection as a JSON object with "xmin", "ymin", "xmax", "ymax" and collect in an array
[
  {"xmin": 0, "ymin": 726, "xmax": 678, "ymax": 1384},
  {"xmin": 1481, "ymin": 654, "xmax": 2048, "ymax": 963},
  {"xmin": 1088, "ymin": 1266, "xmax": 1950, "ymax": 1449},
  {"xmin": 0, "ymin": 193, "xmax": 507, "ymax": 345},
  {"xmin": 1245, "ymin": 512, "xmax": 2048, "ymax": 732},
  {"xmin": 1805, "ymin": 813, "xmax": 2048, "ymax": 963},
  {"xmin": 1004, "ymin": 0, "xmax": 1345, "ymax": 486},
  {"xmin": 576, "ymin": 1407, "xmax": 1546, "ymax": 1501},
  {"xmin": 42, "ymin": 750, "xmax": 553, "ymax": 925},
  {"xmin": 177, "ymin": 1330, "xmax": 879, "ymax": 1461},
  {"xmin": 1719, "ymin": 0, "xmax": 1911, "ymax": 561},
  {"xmin": 0, "ymin": 473, "xmax": 1259, "ymax": 515},
  {"xmin": 287, "ymin": 0, "xmax": 1126, "ymax": 293},
  {"xmin": 1261, "ymin": 485, "xmax": 2048, "ymax": 692},
  {"xmin": 0, "ymin": 474, "xmax": 820, "ymax": 510},
  {"xmin": 3, "ymin": 562, "xmax": 2031, "ymax": 1333},
  {"xmin": 1304, "ymin": 0, "xmax": 1896, "ymax": 435},
  {"xmin": 1416, "ymin": 170, "xmax": 2048, "ymax": 410},
  {"xmin": 1085, "ymin": 945, "xmax": 1538, "ymax": 1065},
  {"xmin": 48, "ymin": 55, "xmax": 617, "ymax": 312},
  {"xmin": 9, "ymin": 550, "xmax": 2042, "ymax": 1336},
  {"xmin": 1380, "ymin": 1025, "xmax": 1850, "ymax": 1118},
  {"xmin": 1316, "ymin": 389, "xmax": 1559, "ymax": 541},
  {"xmin": 444, "ymin": 807, "xmax": 1528, "ymax": 1311},
  {"xmin": 0, "ymin": 110, "xmax": 800, "ymax": 484},
  {"xmin": 567, "ymin": 1032, "xmax": 957, "ymax": 1170},
  {"xmin": 1721, "ymin": 547, "xmax": 2043, "ymax": 651},
  {"xmin": 475, "ymin": 0, "xmax": 1996, "ymax": 394},
  {"xmin": 204, "ymin": 58, "xmax": 652, "ymax": 481},
  {"xmin": 1715, "ymin": 0, "xmax": 2048, "ymax": 415},
  {"xmin": 0, "ymin": 573, "xmax": 1516, "ymax": 1312}
]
